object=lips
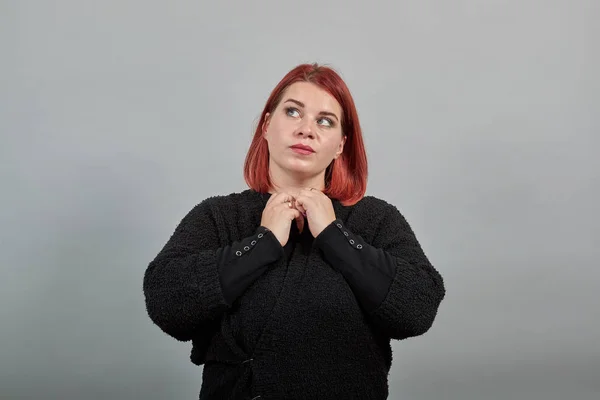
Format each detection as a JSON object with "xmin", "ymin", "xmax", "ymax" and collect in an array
[{"xmin": 291, "ymin": 144, "xmax": 314, "ymax": 153}]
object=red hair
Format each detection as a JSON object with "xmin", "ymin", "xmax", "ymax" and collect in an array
[{"xmin": 243, "ymin": 63, "xmax": 368, "ymax": 206}]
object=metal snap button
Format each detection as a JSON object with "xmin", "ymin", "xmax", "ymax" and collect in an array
[
  {"xmin": 235, "ymin": 250, "xmax": 242, "ymax": 256},
  {"xmin": 244, "ymin": 246, "xmax": 250, "ymax": 251},
  {"xmin": 258, "ymin": 233, "xmax": 263, "ymax": 238},
  {"xmin": 251, "ymin": 240, "xmax": 256, "ymax": 245},
  {"xmin": 356, "ymin": 244, "xmax": 362, "ymax": 249}
]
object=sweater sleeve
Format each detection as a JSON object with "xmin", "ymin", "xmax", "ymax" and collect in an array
[
  {"xmin": 314, "ymin": 221, "xmax": 396, "ymax": 312},
  {"xmin": 315, "ymin": 206, "xmax": 445, "ymax": 340},
  {"xmin": 218, "ymin": 226, "xmax": 284, "ymax": 305},
  {"xmin": 143, "ymin": 199, "xmax": 282, "ymax": 342},
  {"xmin": 143, "ymin": 200, "xmax": 225, "ymax": 342}
]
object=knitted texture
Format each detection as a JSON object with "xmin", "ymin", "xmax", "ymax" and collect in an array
[{"xmin": 143, "ymin": 189, "xmax": 445, "ymax": 399}]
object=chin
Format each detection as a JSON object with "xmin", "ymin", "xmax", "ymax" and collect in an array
[{"xmin": 284, "ymin": 164, "xmax": 317, "ymax": 177}]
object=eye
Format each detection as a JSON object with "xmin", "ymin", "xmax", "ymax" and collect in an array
[
  {"xmin": 318, "ymin": 117, "xmax": 334, "ymax": 127},
  {"xmin": 285, "ymin": 107, "xmax": 300, "ymax": 118}
]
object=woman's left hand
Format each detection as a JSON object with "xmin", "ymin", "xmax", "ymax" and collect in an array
[{"xmin": 294, "ymin": 188, "xmax": 336, "ymax": 238}]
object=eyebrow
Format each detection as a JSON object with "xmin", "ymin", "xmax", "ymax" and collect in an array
[{"xmin": 283, "ymin": 98, "xmax": 340, "ymax": 122}]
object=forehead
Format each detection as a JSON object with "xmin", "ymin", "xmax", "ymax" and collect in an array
[{"xmin": 280, "ymin": 82, "xmax": 341, "ymax": 114}]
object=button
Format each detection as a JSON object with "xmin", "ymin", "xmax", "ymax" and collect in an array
[
  {"xmin": 344, "ymin": 232, "xmax": 349, "ymax": 236},
  {"xmin": 336, "ymin": 223, "xmax": 342, "ymax": 228},
  {"xmin": 258, "ymin": 233, "xmax": 264, "ymax": 238},
  {"xmin": 251, "ymin": 240, "xmax": 256, "ymax": 245},
  {"xmin": 356, "ymin": 244, "xmax": 363, "ymax": 249},
  {"xmin": 235, "ymin": 250, "xmax": 242, "ymax": 256},
  {"xmin": 349, "ymin": 239, "xmax": 354, "ymax": 244}
]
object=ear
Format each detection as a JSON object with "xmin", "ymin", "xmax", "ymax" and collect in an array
[
  {"xmin": 334, "ymin": 135, "xmax": 347, "ymax": 159},
  {"xmin": 262, "ymin": 113, "xmax": 271, "ymax": 138}
]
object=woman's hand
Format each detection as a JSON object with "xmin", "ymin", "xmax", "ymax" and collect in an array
[
  {"xmin": 260, "ymin": 192, "xmax": 304, "ymax": 246},
  {"xmin": 293, "ymin": 188, "xmax": 336, "ymax": 238}
]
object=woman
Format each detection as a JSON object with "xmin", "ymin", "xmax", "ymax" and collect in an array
[{"xmin": 143, "ymin": 63, "xmax": 445, "ymax": 399}]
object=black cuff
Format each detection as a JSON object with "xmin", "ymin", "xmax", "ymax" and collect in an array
[
  {"xmin": 218, "ymin": 226, "xmax": 284, "ymax": 305},
  {"xmin": 315, "ymin": 219, "xmax": 396, "ymax": 312},
  {"xmin": 229, "ymin": 225, "xmax": 283, "ymax": 260},
  {"xmin": 314, "ymin": 219, "xmax": 364, "ymax": 266}
]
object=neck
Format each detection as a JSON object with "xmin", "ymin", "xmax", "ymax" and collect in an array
[{"xmin": 268, "ymin": 169, "xmax": 325, "ymax": 196}]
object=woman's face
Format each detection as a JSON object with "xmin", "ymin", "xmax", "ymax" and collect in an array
[{"xmin": 262, "ymin": 81, "xmax": 346, "ymax": 182}]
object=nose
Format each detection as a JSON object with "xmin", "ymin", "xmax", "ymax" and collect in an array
[{"xmin": 296, "ymin": 119, "xmax": 315, "ymax": 138}]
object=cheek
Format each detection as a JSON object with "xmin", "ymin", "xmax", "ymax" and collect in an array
[
  {"xmin": 323, "ymin": 137, "xmax": 343, "ymax": 155},
  {"xmin": 266, "ymin": 120, "xmax": 287, "ymax": 142}
]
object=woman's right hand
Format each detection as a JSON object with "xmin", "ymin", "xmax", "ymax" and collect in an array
[{"xmin": 260, "ymin": 192, "xmax": 304, "ymax": 246}]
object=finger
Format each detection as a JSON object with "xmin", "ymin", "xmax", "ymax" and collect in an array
[
  {"xmin": 294, "ymin": 197, "xmax": 307, "ymax": 215},
  {"xmin": 280, "ymin": 193, "xmax": 295, "ymax": 205},
  {"xmin": 274, "ymin": 201, "xmax": 294, "ymax": 213},
  {"xmin": 267, "ymin": 192, "xmax": 294, "ymax": 207},
  {"xmin": 267, "ymin": 192, "xmax": 287, "ymax": 205},
  {"xmin": 287, "ymin": 208, "xmax": 302, "ymax": 220}
]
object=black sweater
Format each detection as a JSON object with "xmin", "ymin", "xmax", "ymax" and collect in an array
[{"xmin": 143, "ymin": 189, "xmax": 445, "ymax": 399}]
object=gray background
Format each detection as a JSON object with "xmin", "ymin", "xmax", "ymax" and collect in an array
[{"xmin": 2, "ymin": 0, "xmax": 598, "ymax": 399}]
